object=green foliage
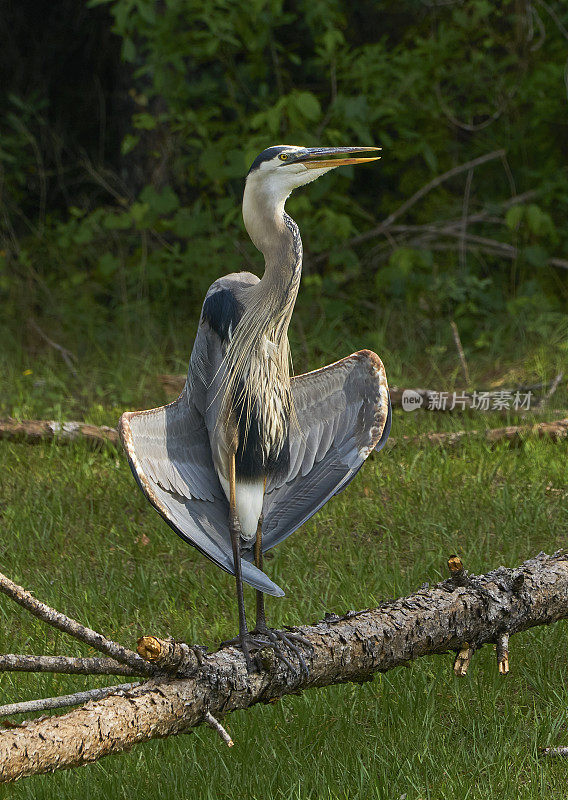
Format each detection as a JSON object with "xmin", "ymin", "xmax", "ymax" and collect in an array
[{"xmin": 1, "ymin": 0, "xmax": 567, "ymax": 353}]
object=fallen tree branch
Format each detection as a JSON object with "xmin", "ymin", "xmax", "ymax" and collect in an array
[
  {"xmin": 385, "ymin": 417, "xmax": 568, "ymax": 449},
  {"xmin": 0, "ymin": 418, "xmax": 118, "ymax": 447},
  {"xmin": 1, "ymin": 551, "xmax": 567, "ymax": 782},
  {"xmin": 0, "ymin": 571, "xmax": 155, "ymax": 676},
  {"xmin": 0, "ymin": 654, "xmax": 143, "ymax": 676}
]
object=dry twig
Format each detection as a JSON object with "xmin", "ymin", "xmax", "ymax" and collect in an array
[
  {"xmin": 537, "ymin": 372, "xmax": 565, "ymax": 410},
  {"xmin": 0, "ymin": 683, "xmax": 141, "ymax": 720},
  {"xmin": 496, "ymin": 633, "xmax": 510, "ymax": 676},
  {"xmin": 0, "ymin": 571, "xmax": 154, "ymax": 676},
  {"xmin": 454, "ymin": 644, "xmax": 474, "ymax": 676},
  {"xmin": 313, "ymin": 150, "xmax": 507, "ymax": 263},
  {"xmin": 0, "ymin": 654, "xmax": 142, "ymax": 677},
  {"xmin": 450, "ymin": 320, "xmax": 470, "ymax": 387},
  {"xmin": 28, "ymin": 319, "xmax": 79, "ymax": 379},
  {"xmin": 204, "ymin": 711, "xmax": 234, "ymax": 747}
]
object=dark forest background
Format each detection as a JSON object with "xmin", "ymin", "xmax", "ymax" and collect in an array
[{"xmin": 1, "ymin": 0, "xmax": 567, "ymax": 374}]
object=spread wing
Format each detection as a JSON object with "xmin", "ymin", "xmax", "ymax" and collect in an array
[
  {"xmin": 118, "ymin": 326, "xmax": 284, "ymax": 597},
  {"xmin": 261, "ymin": 350, "xmax": 390, "ymax": 552}
]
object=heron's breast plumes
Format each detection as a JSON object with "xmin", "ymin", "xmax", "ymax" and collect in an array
[
  {"xmin": 229, "ymin": 337, "xmax": 291, "ymax": 480},
  {"xmin": 215, "ymin": 336, "xmax": 292, "ymax": 541}
]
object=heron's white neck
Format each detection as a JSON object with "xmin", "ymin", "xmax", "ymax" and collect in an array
[{"xmin": 242, "ymin": 177, "xmax": 302, "ymax": 320}]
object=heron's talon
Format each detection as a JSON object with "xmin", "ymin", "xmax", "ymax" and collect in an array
[
  {"xmin": 219, "ymin": 633, "xmax": 277, "ymax": 672},
  {"xmin": 282, "ymin": 631, "xmax": 312, "ymax": 648},
  {"xmin": 253, "ymin": 626, "xmax": 311, "ymax": 677}
]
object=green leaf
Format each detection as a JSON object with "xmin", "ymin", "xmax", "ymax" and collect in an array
[
  {"xmin": 132, "ymin": 113, "xmax": 157, "ymax": 131},
  {"xmin": 294, "ymin": 92, "xmax": 321, "ymax": 121},
  {"xmin": 139, "ymin": 186, "xmax": 179, "ymax": 215},
  {"xmin": 121, "ymin": 134, "xmax": 140, "ymax": 156},
  {"xmin": 526, "ymin": 205, "xmax": 555, "ymax": 238},
  {"xmin": 136, "ymin": 2, "xmax": 156, "ymax": 24},
  {"xmin": 103, "ymin": 211, "xmax": 132, "ymax": 230},
  {"xmin": 97, "ymin": 253, "xmax": 120, "ymax": 277},
  {"xmin": 505, "ymin": 205, "xmax": 524, "ymax": 230},
  {"xmin": 129, "ymin": 201, "xmax": 150, "ymax": 224},
  {"xmin": 522, "ymin": 245, "xmax": 549, "ymax": 268},
  {"xmin": 72, "ymin": 224, "xmax": 94, "ymax": 245},
  {"xmin": 122, "ymin": 38, "xmax": 136, "ymax": 63}
]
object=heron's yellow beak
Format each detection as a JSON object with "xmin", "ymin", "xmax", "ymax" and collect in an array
[{"xmin": 298, "ymin": 146, "xmax": 381, "ymax": 170}]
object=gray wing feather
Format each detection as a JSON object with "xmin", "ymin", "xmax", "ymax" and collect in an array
[
  {"xmin": 262, "ymin": 350, "xmax": 389, "ymax": 552},
  {"xmin": 119, "ymin": 323, "xmax": 284, "ymax": 597}
]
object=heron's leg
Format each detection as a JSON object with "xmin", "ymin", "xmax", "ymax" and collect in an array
[
  {"xmin": 227, "ymin": 450, "xmax": 254, "ymax": 672},
  {"xmin": 253, "ymin": 508, "xmax": 311, "ymax": 677},
  {"xmin": 254, "ymin": 512, "xmax": 267, "ymax": 630}
]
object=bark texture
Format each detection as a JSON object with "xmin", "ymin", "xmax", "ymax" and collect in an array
[
  {"xmin": 389, "ymin": 417, "xmax": 568, "ymax": 448},
  {"xmin": 0, "ymin": 418, "xmax": 118, "ymax": 446},
  {"xmin": 0, "ymin": 654, "xmax": 141, "ymax": 676},
  {"xmin": 1, "ymin": 552, "xmax": 567, "ymax": 783}
]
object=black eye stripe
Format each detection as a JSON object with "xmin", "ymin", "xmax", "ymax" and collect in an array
[{"xmin": 247, "ymin": 146, "xmax": 300, "ymax": 174}]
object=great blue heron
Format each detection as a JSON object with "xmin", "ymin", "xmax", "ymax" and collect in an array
[{"xmin": 119, "ymin": 145, "xmax": 391, "ymax": 672}]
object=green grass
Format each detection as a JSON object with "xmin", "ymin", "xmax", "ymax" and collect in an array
[{"xmin": 0, "ymin": 338, "xmax": 567, "ymax": 799}]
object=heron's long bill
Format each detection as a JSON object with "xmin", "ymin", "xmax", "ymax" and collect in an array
[{"xmin": 297, "ymin": 146, "xmax": 381, "ymax": 170}]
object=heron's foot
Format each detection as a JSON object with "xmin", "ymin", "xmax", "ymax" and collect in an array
[
  {"xmin": 220, "ymin": 628, "xmax": 311, "ymax": 675},
  {"xmin": 220, "ymin": 630, "xmax": 264, "ymax": 672},
  {"xmin": 252, "ymin": 625, "xmax": 312, "ymax": 677}
]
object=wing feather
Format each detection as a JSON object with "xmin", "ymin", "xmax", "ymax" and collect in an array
[
  {"xmin": 119, "ymin": 323, "xmax": 284, "ymax": 597},
  {"xmin": 262, "ymin": 350, "xmax": 390, "ymax": 552}
]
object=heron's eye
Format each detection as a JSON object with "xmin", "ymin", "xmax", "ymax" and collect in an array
[{"xmin": 279, "ymin": 153, "xmax": 289, "ymax": 161}]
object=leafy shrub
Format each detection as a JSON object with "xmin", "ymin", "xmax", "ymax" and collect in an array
[{"xmin": 1, "ymin": 0, "xmax": 567, "ymax": 357}]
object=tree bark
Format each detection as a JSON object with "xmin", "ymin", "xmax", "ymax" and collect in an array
[
  {"xmin": 0, "ymin": 418, "xmax": 118, "ymax": 446},
  {"xmin": 388, "ymin": 417, "xmax": 568, "ymax": 448},
  {"xmin": 0, "ymin": 654, "xmax": 142, "ymax": 676},
  {"xmin": 1, "ymin": 551, "xmax": 567, "ymax": 783}
]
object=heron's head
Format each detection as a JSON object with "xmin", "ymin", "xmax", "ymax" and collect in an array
[
  {"xmin": 243, "ymin": 145, "xmax": 380, "ymax": 250},
  {"xmin": 245, "ymin": 144, "xmax": 380, "ymax": 199}
]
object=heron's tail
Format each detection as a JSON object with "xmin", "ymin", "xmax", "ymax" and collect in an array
[{"xmin": 239, "ymin": 558, "xmax": 285, "ymax": 597}]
